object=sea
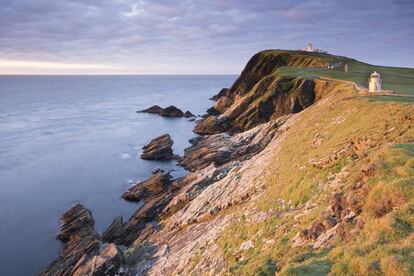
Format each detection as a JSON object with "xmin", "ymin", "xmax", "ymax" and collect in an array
[{"xmin": 0, "ymin": 75, "xmax": 236, "ymax": 275}]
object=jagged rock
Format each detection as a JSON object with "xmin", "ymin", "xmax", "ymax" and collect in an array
[
  {"xmin": 138, "ymin": 105, "xmax": 192, "ymax": 118},
  {"xmin": 209, "ymin": 88, "xmax": 229, "ymax": 101},
  {"xmin": 180, "ymin": 117, "xmax": 288, "ymax": 171},
  {"xmin": 102, "ymin": 216, "xmax": 123, "ymax": 243},
  {"xmin": 141, "ymin": 134, "xmax": 175, "ymax": 160},
  {"xmin": 122, "ymin": 170, "xmax": 173, "ymax": 201},
  {"xmin": 117, "ymin": 171, "xmax": 177, "ymax": 245},
  {"xmin": 194, "ymin": 77, "xmax": 317, "ymax": 135},
  {"xmin": 163, "ymin": 162, "xmax": 240, "ymax": 216},
  {"xmin": 206, "ymin": 106, "xmax": 220, "ymax": 116},
  {"xmin": 41, "ymin": 204, "xmax": 101, "ymax": 276},
  {"xmin": 138, "ymin": 105, "xmax": 163, "ymax": 114},
  {"xmin": 160, "ymin": 106, "xmax": 184, "ymax": 117},
  {"xmin": 72, "ymin": 243, "xmax": 125, "ymax": 276}
]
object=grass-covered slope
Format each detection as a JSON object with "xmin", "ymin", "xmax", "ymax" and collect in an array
[
  {"xmin": 278, "ymin": 54, "xmax": 414, "ymax": 95},
  {"xmin": 215, "ymin": 90, "xmax": 414, "ymax": 275}
]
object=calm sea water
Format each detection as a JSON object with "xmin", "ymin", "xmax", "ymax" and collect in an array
[{"xmin": 0, "ymin": 75, "xmax": 235, "ymax": 276}]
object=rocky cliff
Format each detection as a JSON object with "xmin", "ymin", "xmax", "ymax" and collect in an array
[
  {"xmin": 44, "ymin": 50, "xmax": 414, "ymax": 275},
  {"xmin": 195, "ymin": 50, "xmax": 345, "ymax": 134}
]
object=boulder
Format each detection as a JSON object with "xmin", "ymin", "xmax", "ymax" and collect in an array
[
  {"xmin": 141, "ymin": 134, "xmax": 175, "ymax": 160},
  {"xmin": 41, "ymin": 204, "xmax": 101, "ymax": 276}
]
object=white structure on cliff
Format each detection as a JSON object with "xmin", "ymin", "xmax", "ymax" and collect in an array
[
  {"xmin": 368, "ymin": 71, "xmax": 382, "ymax": 92},
  {"xmin": 302, "ymin": 43, "xmax": 327, "ymax": 54},
  {"xmin": 306, "ymin": 43, "xmax": 315, "ymax": 52}
]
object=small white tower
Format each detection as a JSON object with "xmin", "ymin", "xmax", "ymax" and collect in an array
[
  {"xmin": 306, "ymin": 43, "xmax": 314, "ymax": 52},
  {"xmin": 368, "ymin": 71, "xmax": 382, "ymax": 92}
]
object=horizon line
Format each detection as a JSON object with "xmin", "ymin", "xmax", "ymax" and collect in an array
[{"xmin": 0, "ymin": 73, "xmax": 239, "ymax": 76}]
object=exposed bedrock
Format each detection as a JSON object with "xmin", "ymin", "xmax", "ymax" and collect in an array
[
  {"xmin": 181, "ymin": 116, "xmax": 289, "ymax": 171},
  {"xmin": 41, "ymin": 204, "xmax": 125, "ymax": 276},
  {"xmin": 141, "ymin": 134, "xmax": 177, "ymax": 160},
  {"xmin": 209, "ymin": 88, "xmax": 229, "ymax": 101},
  {"xmin": 122, "ymin": 170, "xmax": 173, "ymax": 202},
  {"xmin": 194, "ymin": 76, "xmax": 316, "ymax": 135},
  {"xmin": 193, "ymin": 50, "xmax": 344, "ymax": 135},
  {"xmin": 138, "ymin": 105, "xmax": 194, "ymax": 118}
]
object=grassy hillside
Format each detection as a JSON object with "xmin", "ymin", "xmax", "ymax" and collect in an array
[
  {"xmin": 274, "ymin": 51, "xmax": 414, "ymax": 95},
  {"xmin": 215, "ymin": 89, "xmax": 414, "ymax": 275}
]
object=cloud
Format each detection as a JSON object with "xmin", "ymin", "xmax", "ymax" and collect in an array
[{"xmin": 0, "ymin": 0, "xmax": 413, "ymax": 74}]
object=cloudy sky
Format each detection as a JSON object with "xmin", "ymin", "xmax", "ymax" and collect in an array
[{"xmin": 0, "ymin": 0, "xmax": 413, "ymax": 74}]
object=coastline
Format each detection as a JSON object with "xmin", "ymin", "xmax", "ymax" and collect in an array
[{"xmin": 41, "ymin": 51, "xmax": 414, "ymax": 275}]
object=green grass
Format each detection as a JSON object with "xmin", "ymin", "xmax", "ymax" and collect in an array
[
  {"xmin": 366, "ymin": 95, "xmax": 414, "ymax": 104},
  {"xmin": 214, "ymin": 94, "xmax": 414, "ymax": 275},
  {"xmin": 279, "ymin": 60, "xmax": 414, "ymax": 95}
]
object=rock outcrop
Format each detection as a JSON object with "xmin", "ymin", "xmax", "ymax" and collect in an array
[
  {"xmin": 193, "ymin": 50, "xmax": 347, "ymax": 135},
  {"xmin": 71, "ymin": 243, "xmax": 125, "ymax": 276},
  {"xmin": 209, "ymin": 88, "xmax": 229, "ymax": 101},
  {"xmin": 122, "ymin": 170, "xmax": 173, "ymax": 201},
  {"xmin": 138, "ymin": 105, "xmax": 194, "ymax": 118},
  {"xmin": 98, "ymin": 170, "xmax": 176, "ymax": 245},
  {"xmin": 180, "ymin": 116, "xmax": 289, "ymax": 171},
  {"xmin": 41, "ymin": 204, "xmax": 101, "ymax": 275},
  {"xmin": 194, "ymin": 76, "xmax": 317, "ymax": 134},
  {"xmin": 141, "ymin": 134, "xmax": 176, "ymax": 160}
]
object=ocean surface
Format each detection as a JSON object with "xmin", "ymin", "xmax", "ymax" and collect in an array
[{"xmin": 0, "ymin": 75, "xmax": 236, "ymax": 276}]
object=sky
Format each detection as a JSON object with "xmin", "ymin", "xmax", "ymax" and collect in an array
[{"xmin": 0, "ymin": 0, "xmax": 413, "ymax": 74}]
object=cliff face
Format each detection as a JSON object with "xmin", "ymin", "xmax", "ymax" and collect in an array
[{"xmin": 195, "ymin": 50, "xmax": 341, "ymax": 134}]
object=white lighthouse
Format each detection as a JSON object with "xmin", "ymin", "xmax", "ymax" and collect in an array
[
  {"xmin": 368, "ymin": 71, "xmax": 382, "ymax": 92},
  {"xmin": 306, "ymin": 43, "xmax": 314, "ymax": 52}
]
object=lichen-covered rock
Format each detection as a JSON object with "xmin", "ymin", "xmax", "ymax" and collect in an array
[{"xmin": 141, "ymin": 134, "xmax": 175, "ymax": 160}]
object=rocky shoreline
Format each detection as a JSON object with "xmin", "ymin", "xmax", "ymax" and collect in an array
[{"xmin": 42, "ymin": 50, "xmax": 363, "ymax": 275}]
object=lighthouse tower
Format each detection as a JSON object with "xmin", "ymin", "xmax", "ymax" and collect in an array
[
  {"xmin": 306, "ymin": 43, "xmax": 314, "ymax": 52},
  {"xmin": 369, "ymin": 71, "xmax": 382, "ymax": 92}
]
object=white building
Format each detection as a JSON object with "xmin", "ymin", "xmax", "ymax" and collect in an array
[
  {"xmin": 302, "ymin": 43, "xmax": 327, "ymax": 54},
  {"xmin": 306, "ymin": 43, "xmax": 315, "ymax": 52},
  {"xmin": 368, "ymin": 71, "xmax": 382, "ymax": 92}
]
